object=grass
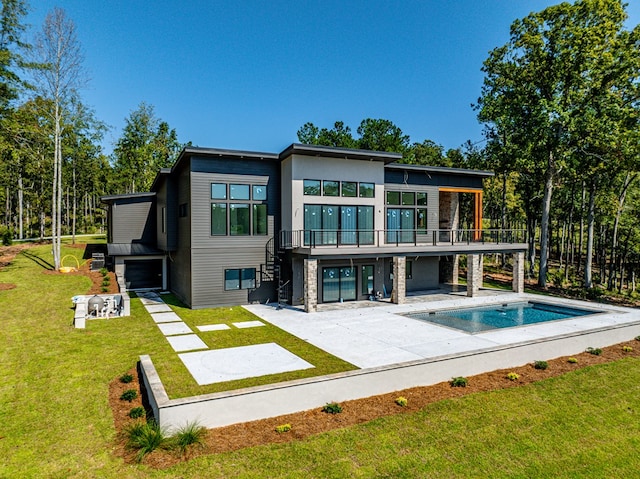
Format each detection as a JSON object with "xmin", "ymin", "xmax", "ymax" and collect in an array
[
  {"xmin": 144, "ymin": 294, "xmax": 357, "ymax": 398},
  {"xmin": 2, "ymin": 243, "xmax": 640, "ymax": 477}
]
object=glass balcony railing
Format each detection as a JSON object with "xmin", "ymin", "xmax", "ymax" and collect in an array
[{"xmin": 280, "ymin": 229, "xmax": 527, "ymax": 249}]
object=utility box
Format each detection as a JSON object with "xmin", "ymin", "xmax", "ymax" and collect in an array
[{"xmin": 91, "ymin": 253, "xmax": 105, "ymax": 271}]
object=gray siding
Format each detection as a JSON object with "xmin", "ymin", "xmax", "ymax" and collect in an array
[
  {"xmin": 156, "ymin": 176, "xmax": 178, "ymax": 251},
  {"xmin": 188, "ymin": 162, "xmax": 279, "ymax": 308},
  {"xmin": 170, "ymin": 163, "xmax": 192, "ymax": 306},
  {"xmin": 110, "ymin": 198, "xmax": 156, "ymax": 245}
]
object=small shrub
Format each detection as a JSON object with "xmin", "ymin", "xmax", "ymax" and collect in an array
[
  {"xmin": 102, "ymin": 278, "xmax": 111, "ymax": 286},
  {"xmin": 534, "ymin": 360, "xmax": 548, "ymax": 370},
  {"xmin": 635, "ymin": 336, "xmax": 640, "ymax": 341},
  {"xmin": 129, "ymin": 407, "xmax": 145, "ymax": 419},
  {"xmin": 450, "ymin": 377, "xmax": 468, "ymax": 387},
  {"xmin": 101, "ymin": 286, "xmax": 109, "ymax": 292},
  {"xmin": 275, "ymin": 424, "xmax": 292, "ymax": 433},
  {"xmin": 99, "ymin": 267, "xmax": 108, "ymax": 276},
  {"xmin": 567, "ymin": 357, "xmax": 578, "ymax": 364},
  {"xmin": 506, "ymin": 372, "xmax": 519, "ymax": 381},
  {"xmin": 171, "ymin": 421, "xmax": 207, "ymax": 453},
  {"xmin": 586, "ymin": 347, "xmax": 602, "ymax": 356},
  {"xmin": 125, "ymin": 420, "xmax": 168, "ymax": 462},
  {"xmin": 322, "ymin": 402, "xmax": 343, "ymax": 414},
  {"xmin": 120, "ymin": 373, "xmax": 134, "ymax": 384},
  {"xmin": 1, "ymin": 227, "xmax": 12, "ymax": 246},
  {"xmin": 395, "ymin": 396, "xmax": 408, "ymax": 407},
  {"xmin": 120, "ymin": 389, "xmax": 138, "ymax": 402},
  {"xmin": 622, "ymin": 346, "xmax": 633, "ymax": 353}
]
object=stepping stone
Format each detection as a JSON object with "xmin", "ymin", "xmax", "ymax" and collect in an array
[
  {"xmin": 178, "ymin": 343, "xmax": 314, "ymax": 385},
  {"xmin": 139, "ymin": 296, "xmax": 164, "ymax": 306},
  {"xmin": 166, "ymin": 334, "xmax": 208, "ymax": 352},
  {"xmin": 157, "ymin": 322, "xmax": 192, "ymax": 336},
  {"xmin": 197, "ymin": 324, "xmax": 231, "ymax": 332},
  {"xmin": 150, "ymin": 312, "xmax": 182, "ymax": 323},
  {"xmin": 145, "ymin": 304, "xmax": 173, "ymax": 313},
  {"xmin": 232, "ymin": 320, "xmax": 265, "ymax": 329}
]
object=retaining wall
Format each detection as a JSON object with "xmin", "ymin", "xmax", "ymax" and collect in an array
[{"xmin": 140, "ymin": 319, "xmax": 640, "ymax": 431}]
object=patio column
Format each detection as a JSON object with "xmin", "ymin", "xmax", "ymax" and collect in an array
[
  {"xmin": 512, "ymin": 251, "xmax": 525, "ymax": 294},
  {"xmin": 467, "ymin": 253, "xmax": 483, "ymax": 297},
  {"xmin": 392, "ymin": 256, "xmax": 406, "ymax": 304},
  {"xmin": 304, "ymin": 259, "xmax": 318, "ymax": 313}
]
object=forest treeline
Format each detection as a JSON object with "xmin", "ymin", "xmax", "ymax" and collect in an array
[{"xmin": 1, "ymin": 0, "xmax": 638, "ymax": 292}]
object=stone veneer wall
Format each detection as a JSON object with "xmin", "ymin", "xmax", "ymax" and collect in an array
[
  {"xmin": 467, "ymin": 254, "xmax": 483, "ymax": 297},
  {"xmin": 304, "ymin": 259, "xmax": 317, "ymax": 312},
  {"xmin": 392, "ymin": 256, "xmax": 406, "ymax": 304},
  {"xmin": 512, "ymin": 251, "xmax": 525, "ymax": 294}
]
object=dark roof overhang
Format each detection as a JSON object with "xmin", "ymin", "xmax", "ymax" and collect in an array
[
  {"xmin": 385, "ymin": 162, "xmax": 494, "ymax": 178},
  {"xmin": 279, "ymin": 143, "xmax": 402, "ymax": 164},
  {"xmin": 100, "ymin": 192, "xmax": 156, "ymax": 203}
]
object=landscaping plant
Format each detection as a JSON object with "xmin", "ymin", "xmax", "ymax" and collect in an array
[
  {"xmin": 534, "ymin": 360, "xmax": 549, "ymax": 370},
  {"xmin": 125, "ymin": 420, "xmax": 169, "ymax": 462},
  {"xmin": 128, "ymin": 407, "xmax": 145, "ymax": 419},
  {"xmin": 322, "ymin": 402, "xmax": 343, "ymax": 414},
  {"xmin": 275, "ymin": 424, "xmax": 292, "ymax": 433},
  {"xmin": 450, "ymin": 377, "xmax": 468, "ymax": 387},
  {"xmin": 395, "ymin": 397, "xmax": 408, "ymax": 407},
  {"xmin": 586, "ymin": 347, "xmax": 602, "ymax": 356},
  {"xmin": 506, "ymin": 372, "xmax": 519, "ymax": 381},
  {"xmin": 171, "ymin": 422, "xmax": 207, "ymax": 454},
  {"xmin": 120, "ymin": 389, "xmax": 138, "ymax": 402}
]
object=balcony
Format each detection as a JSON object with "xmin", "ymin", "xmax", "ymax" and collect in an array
[{"xmin": 280, "ymin": 229, "xmax": 528, "ymax": 257}]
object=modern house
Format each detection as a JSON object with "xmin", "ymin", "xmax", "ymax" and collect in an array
[{"xmin": 102, "ymin": 143, "xmax": 528, "ymax": 312}]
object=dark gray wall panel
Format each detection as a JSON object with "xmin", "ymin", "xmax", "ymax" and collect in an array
[
  {"xmin": 111, "ymin": 198, "xmax": 156, "ymax": 244},
  {"xmin": 385, "ymin": 169, "xmax": 484, "ymax": 189}
]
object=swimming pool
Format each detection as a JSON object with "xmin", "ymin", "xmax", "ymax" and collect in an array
[{"xmin": 406, "ymin": 301, "xmax": 599, "ymax": 333}]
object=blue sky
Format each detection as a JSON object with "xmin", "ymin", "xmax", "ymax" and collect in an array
[{"xmin": 26, "ymin": 1, "xmax": 640, "ymax": 155}]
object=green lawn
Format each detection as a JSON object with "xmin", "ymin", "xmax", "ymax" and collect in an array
[{"xmin": 1, "ymin": 244, "xmax": 639, "ymax": 478}]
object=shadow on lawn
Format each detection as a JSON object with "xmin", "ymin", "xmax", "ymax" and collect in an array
[{"xmin": 21, "ymin": 250, "xmax": 54, "ymax": 270}]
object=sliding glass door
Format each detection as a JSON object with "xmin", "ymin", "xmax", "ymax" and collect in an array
[{"xmin": 322, "ymin": 267, "xmax": 356, "ymax": 302}]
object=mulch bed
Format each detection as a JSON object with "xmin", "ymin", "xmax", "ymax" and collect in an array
[{"xmin": 110, "ymin": 340, "xmax": 640, "ymax": 469}]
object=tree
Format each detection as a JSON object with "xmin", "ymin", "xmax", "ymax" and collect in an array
[
  {"xmin": 32, "ymin": 7, "xmax": 85, "ymax": 270},
  {"xmin": 296, "ymin": 121, "xmax": 356, "ymax": 148},
  {"xmin": 476, "ymin": 0, "xmax": 638, "ymax": 288},
  {"xmin": 356, "ymin": 118, "xmax": 410, "ymax": 153},
  {"xmin": 112, "ymin": 102, "xmax": 181, "ymax": 193},
  {"xmin": 0, "ymin": 0, "xmax": 29, "ymax": 116}
]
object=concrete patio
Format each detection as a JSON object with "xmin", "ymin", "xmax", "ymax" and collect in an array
[{"xmin": 141, "ymin": 289, "xmax": 640, "ymax": 430}]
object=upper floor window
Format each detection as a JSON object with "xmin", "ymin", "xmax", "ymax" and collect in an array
[
  {"xmin": 341, "ymin": 181, "xmax": 357, "ymax": 197},
  {"xmin": 303, "ymin": 179, "xmax": 321, "ymax": 195},
  {"xmin": 211, "ymin": 183, "xmax": 227, "ymax": 199},
  {"xmin": 210, "ymin": 182, "xmax": 268, "ymax": 236},
  {"xmin": 323, "ymin": 180, "xmax": 340, "ymax": 196},
  {"xmin": 359, "ymin": 183, "xmax": 374, "ymax": 198},
  {"xmin": 304, "ymin": 179, "xmax": 376, "ymax": 198},
  {"xmin": 230, "ymin": 184, "xmax": 250, "ymax": 200}
]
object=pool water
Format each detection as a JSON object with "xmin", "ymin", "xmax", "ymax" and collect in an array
[{"xmin": 407, "ymin": 301, "xmax": 596, "ymax": 333}]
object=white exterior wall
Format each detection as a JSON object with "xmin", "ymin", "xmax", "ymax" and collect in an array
[{"xmin": 282, "ymin": 154, "xmax": 385, "ymax": 233}]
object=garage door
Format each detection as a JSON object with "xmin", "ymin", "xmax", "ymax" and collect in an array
[{"xmin": 125, "ymin": 259, "xmax": 163, "ymax": 289}]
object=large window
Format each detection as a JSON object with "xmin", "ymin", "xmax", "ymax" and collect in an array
[
  {"xmin": 304, "ymin": 204, "xmax": 374, "ymax": 246},
  {"xmin": 224, "ymin": 268, "xmax": 256, "ymax": 290},
  {"xmin": 211, "ymin": 203, "xmax": 227, "ymax": 235},
  {"xmin": 322, "ymin": 267, "xmax": 356, "ymax": 302},
  {"xmin": 386, "ymin": 190, "xmax": 429, "ymax": 243},
  {"xmin": 210, "ymin": 182, "xmax": 268, "ymax": 236},
  {"xmin": 229, "ymin": 204, "xmax": 250, "ymax": 235}
]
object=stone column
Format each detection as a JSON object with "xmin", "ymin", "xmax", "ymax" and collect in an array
[
  {"xmin": 467, "ymin": 254, "xmax": 483, "ymax": 297},
  {"xmin": 392, "ymin": 256, "xmax": 406, "ymax": 304},
  {"xmin": 303, "ymin": 259, "xmax": 318, "ymax": 313},
  {"xmin": 512, "ymin": 251, "xmax": 525, "ymax": 294}
]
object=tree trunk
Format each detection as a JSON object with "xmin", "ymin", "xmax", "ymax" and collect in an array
[
  {"xmin": 538, "ymin": 152, "xmax": 556, "ymax": 288},
  {"xmin": 607, "ymin": 173, "xmax": 635, "ymax": 290},
  {"xmin": 577, "ymin": 182, "xmax": 585, "ymax": 274},
  {"xmin": 18, "ymin": 174, "xmax": 23, "ymax": 240},
  {"xmin": 72, "ymin": 165, "xmax": 76, "ymax": 244},
  {"xmin": 584, "ymin": 182, "xmax": 596, "ymax": 288}
]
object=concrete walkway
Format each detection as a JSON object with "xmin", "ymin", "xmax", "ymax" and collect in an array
[{"xmin": 245, "ymin": 291, "xmax": 639, "ymax": 369}]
